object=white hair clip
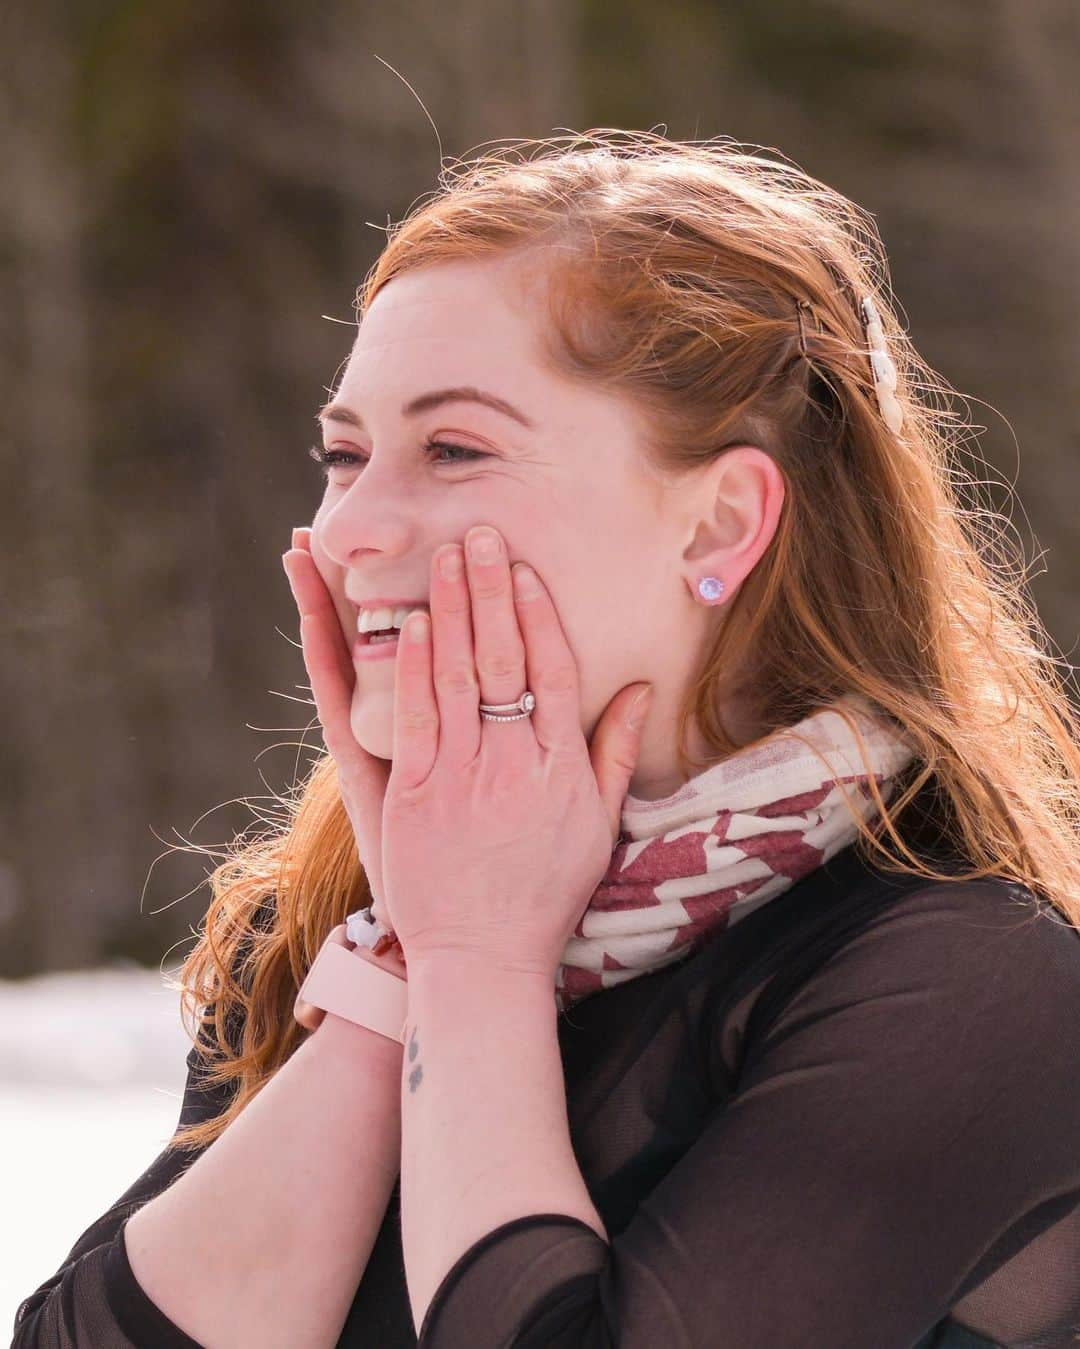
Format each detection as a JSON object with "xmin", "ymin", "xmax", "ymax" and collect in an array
[{"xmin": 860, "ymin": 296, "xmax": 904, "ymax": 435}]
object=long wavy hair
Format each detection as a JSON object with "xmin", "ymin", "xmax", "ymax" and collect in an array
[{"xmin": 164, "ymin": 129, "xmax": 1080, "ymax": 1153}]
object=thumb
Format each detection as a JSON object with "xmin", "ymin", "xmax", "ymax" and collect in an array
[{"xmin": 589, "ymin": 682, "xmax": 654, "ymax": 843}]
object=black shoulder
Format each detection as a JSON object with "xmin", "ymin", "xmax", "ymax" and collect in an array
[{"xmin": 745, "ymin": 874, "xmax": 1080, "ymax": 1082}]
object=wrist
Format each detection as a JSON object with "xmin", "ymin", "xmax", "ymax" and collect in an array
[
  {"xmin": 407, "ymin": 951, "xmax": 555, "ymax": 1007},
  {"xmin": 313, "ymin": 1000, "xmax": 406, "ymax": 1072},
  {"xmin": 407, "ymin": 945, "xmax": 553, "ymax": 981}
]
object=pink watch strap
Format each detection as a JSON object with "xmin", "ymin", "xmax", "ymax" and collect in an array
[{"xmin": 297, "ymin": 940, "xmax": 409, "ymax": 1044}]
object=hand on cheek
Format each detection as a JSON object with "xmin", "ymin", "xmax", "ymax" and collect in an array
[{"xmin": 378, "ymin": 524, "xmax": 654, "ymax": 976}]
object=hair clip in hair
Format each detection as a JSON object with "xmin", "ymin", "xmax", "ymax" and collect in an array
[
  {"xmin": 794, "ymin": 297, "xmax": 812, "ymax": 358},
  {"xmin": 859, "ymin": 296, "xmax": 904, "ymax": 436}
]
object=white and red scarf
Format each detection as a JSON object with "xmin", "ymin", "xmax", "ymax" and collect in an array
[{"xmin": 553, "ymin": 693, "xmax": 916, "ymax": 1012}]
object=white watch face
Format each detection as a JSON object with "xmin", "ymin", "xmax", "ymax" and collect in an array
[{"xmin": 345, "ymin": 909, "xmax": 383, "ymax": 948}]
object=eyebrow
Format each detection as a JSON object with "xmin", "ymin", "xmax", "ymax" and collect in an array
[{"xmin": 316, "ymin": 386, "xmax": 536, "ymax": 430}]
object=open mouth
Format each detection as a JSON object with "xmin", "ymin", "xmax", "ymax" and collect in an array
[{"xmin": 353, "ymin": 598, "xmax": 431, "ymax": 653}]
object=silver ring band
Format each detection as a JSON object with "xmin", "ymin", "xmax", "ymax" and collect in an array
[{"xmin": 478, "ymin": 690, "xmax": 536, "ymax": 721}]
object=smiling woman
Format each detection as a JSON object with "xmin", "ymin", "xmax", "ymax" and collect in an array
[{"xmin": 14, "ymin": 129, "xmax": 1080, "ymax": 1349}]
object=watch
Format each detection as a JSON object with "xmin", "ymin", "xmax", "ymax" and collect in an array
[{"xmin": 297, "ymin": 917, "xmax": 409, "ymax": 1045}]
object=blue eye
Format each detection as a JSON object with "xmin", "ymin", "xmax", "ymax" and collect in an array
[{"xmin": 308, "ymin": 439, "xmax": 489, "ymax": 479}]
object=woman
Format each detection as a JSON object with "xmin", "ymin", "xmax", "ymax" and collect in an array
[{"xmin": 14, "ymin": 130, "xmax": 1080, "ymax": 1348}]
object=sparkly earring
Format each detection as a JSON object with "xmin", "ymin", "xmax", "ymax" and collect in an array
[{"xmin": 698, "ymin": 576, "xmax": 725, "ymax": 603}]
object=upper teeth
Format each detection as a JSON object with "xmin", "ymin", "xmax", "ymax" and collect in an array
[{"xmin": 357, "ymin": 605, "xmax": 427, "ymax": 633}]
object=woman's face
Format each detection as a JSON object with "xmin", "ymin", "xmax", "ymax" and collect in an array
[{"xmin": 310, "ymin": 253, "xmax": 782, "ymax": 800}]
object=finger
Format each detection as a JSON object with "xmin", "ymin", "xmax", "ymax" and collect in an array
[
  {"xmin": 283, "ymin": 543, "xmax": 392, "ymax": 920},
  {"xmin": 299, "ymin": 612, "xmax": 372, "ymax": 773},
  {"xmin": 391, "ymin": 607, "xmax": 438, "ymax": 788},
  {"xmin": 293, "ymin": 1000, "xmax": 324, "ymax": 1032},
  {"xmin": 430, "ymin": 541, "xmax": 482, "ymax": 762},
  {"xmin": 511, "ymin": 562, "xmax": 579, "ymax": 752},
  {"xmin": 589, "ymin": 684, "xmax": 653, "ymax": 843},
  {"xmin": 464, "ymin": 525, "xmax": 528, "ymax": 721},
  {"xmin": 282, "ymin": 546, "xmax": 338, "ymax": 628},
  {"xmin": 283, "ymin": 548, "xmax": 355, "ymax": 693},
  {"xmin": 353, "ymin": 943, "xmax": 409, "ymax": 982},
  {"xmin": 282, "ymin": 550, "xmax": 364, "ymax": 765}
]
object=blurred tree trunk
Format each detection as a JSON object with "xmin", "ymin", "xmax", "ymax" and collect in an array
[{"xmin": 1, "ymin": 4, "xmax": 138, "ymax": 969}]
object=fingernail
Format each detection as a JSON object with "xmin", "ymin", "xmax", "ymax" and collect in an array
[
  {"xmin": 439, "ymin": 547, "xmax": 464, "ymax": 580},
  {"xmin": 512, "ymin": 563, "xmax": 539, "ymax": 600},
  {"xmin": 627, "ymin": 684, "xmax": 654, "ymax": 729},
  {"xmin": 467, "ymin": 527, "xmax": 500, "ymax": 563},
  {"xmin": 291, "ymin": 529, "xmax": 301, "ymax": 549}
]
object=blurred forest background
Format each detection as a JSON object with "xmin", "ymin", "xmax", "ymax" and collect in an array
[{"xmin": 2, "ymin": 0, "xmax": 1078, "ymax": 977}]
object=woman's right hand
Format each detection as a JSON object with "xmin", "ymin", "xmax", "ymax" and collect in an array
[{"xmin": 281, "ymin": 526, "xmax": 393, "ymax": 932}]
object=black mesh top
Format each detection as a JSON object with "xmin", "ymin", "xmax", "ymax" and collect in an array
[{"xmin": 12, "ymin": 823, "xmax": 1080, "ymax": 1348}]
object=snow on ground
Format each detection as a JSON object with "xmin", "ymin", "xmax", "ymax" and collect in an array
[{"xmin": 1, "ymin": 964, "xmax": 195, "ymax": 1335}]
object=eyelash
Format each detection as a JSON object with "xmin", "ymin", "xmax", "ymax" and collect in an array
[{"xmin": 308, "ymin": 439, "xmax": 489, "ymax": 479}]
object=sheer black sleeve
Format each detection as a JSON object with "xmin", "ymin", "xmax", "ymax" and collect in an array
[{"xmin": 415, "ymin": 881, "xmax": 1080, "ymax": 1349}]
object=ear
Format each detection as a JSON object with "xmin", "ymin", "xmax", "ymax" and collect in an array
[{"xmin": 679, "ymin": 446, "xmax": 786, "ymax": 598}]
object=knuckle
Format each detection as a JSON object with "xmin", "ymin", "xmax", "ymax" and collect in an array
[
  {"xmin": 438, "ymin": 591, "xmax": 472, "ymax": 617},
  {"xmin": 540, "ymin": 660, "xmax": 577, "ymax": 695},
  {"xmin": 476, "ymin": 641, "xmax": 525, "ymax": 682},
  {"xmin": 471, "ymin": 576, "xmax": 505, "ymax": 603},
  {"xmin": 549, "ymin": 748, "xmax": 583, "ymax": 786},
  {"xmin": 385, "ymin": 790, "xmax": 427, "ymax": 824},
  {"xmin": 398, "ymin": 704, "xmax": 439, "ymax": 734},
  {"xmin": 435, "ymin": 661, "xmax": 479, "ymax": 697}
]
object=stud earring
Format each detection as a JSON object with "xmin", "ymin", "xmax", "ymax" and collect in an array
[{"xmin": 698, "ymin": 576, "xmax": 725, "ymax": 603}]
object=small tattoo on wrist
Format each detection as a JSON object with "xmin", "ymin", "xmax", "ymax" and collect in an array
[{"xmin": 407, "ymin": 1025, "xmax": 423, "ymax": 1093}]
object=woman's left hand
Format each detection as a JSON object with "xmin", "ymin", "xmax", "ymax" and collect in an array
[{"xmin": 381, "ymin": 524, "xmax": 653, "ymax": 982}]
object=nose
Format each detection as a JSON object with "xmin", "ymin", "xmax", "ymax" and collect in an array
[{"xmin": 315, "ymin": 483, "xmax": 417, "ymax": 570}]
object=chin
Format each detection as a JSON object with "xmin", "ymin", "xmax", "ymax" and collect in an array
[{"xmin": 348, "ymin": 691, "xmax": 395, "ymax": 761}]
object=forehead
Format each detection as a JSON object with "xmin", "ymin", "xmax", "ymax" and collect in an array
[
  {"xmin": 346, "ymin": 257, "xmax": 548, "ymax": 374},
  {"xmin": 329, "ymin": 253, "xmax": 653, "ymax": 465}
]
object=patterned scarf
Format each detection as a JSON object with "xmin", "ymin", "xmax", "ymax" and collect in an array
[
  {"xmin": 351, "ymin": 693, "xmax": 917, "ymax": 1015},
  {"xmin": 553, "ymin": 692, "xmax": 917, "ymax": 1012}
]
